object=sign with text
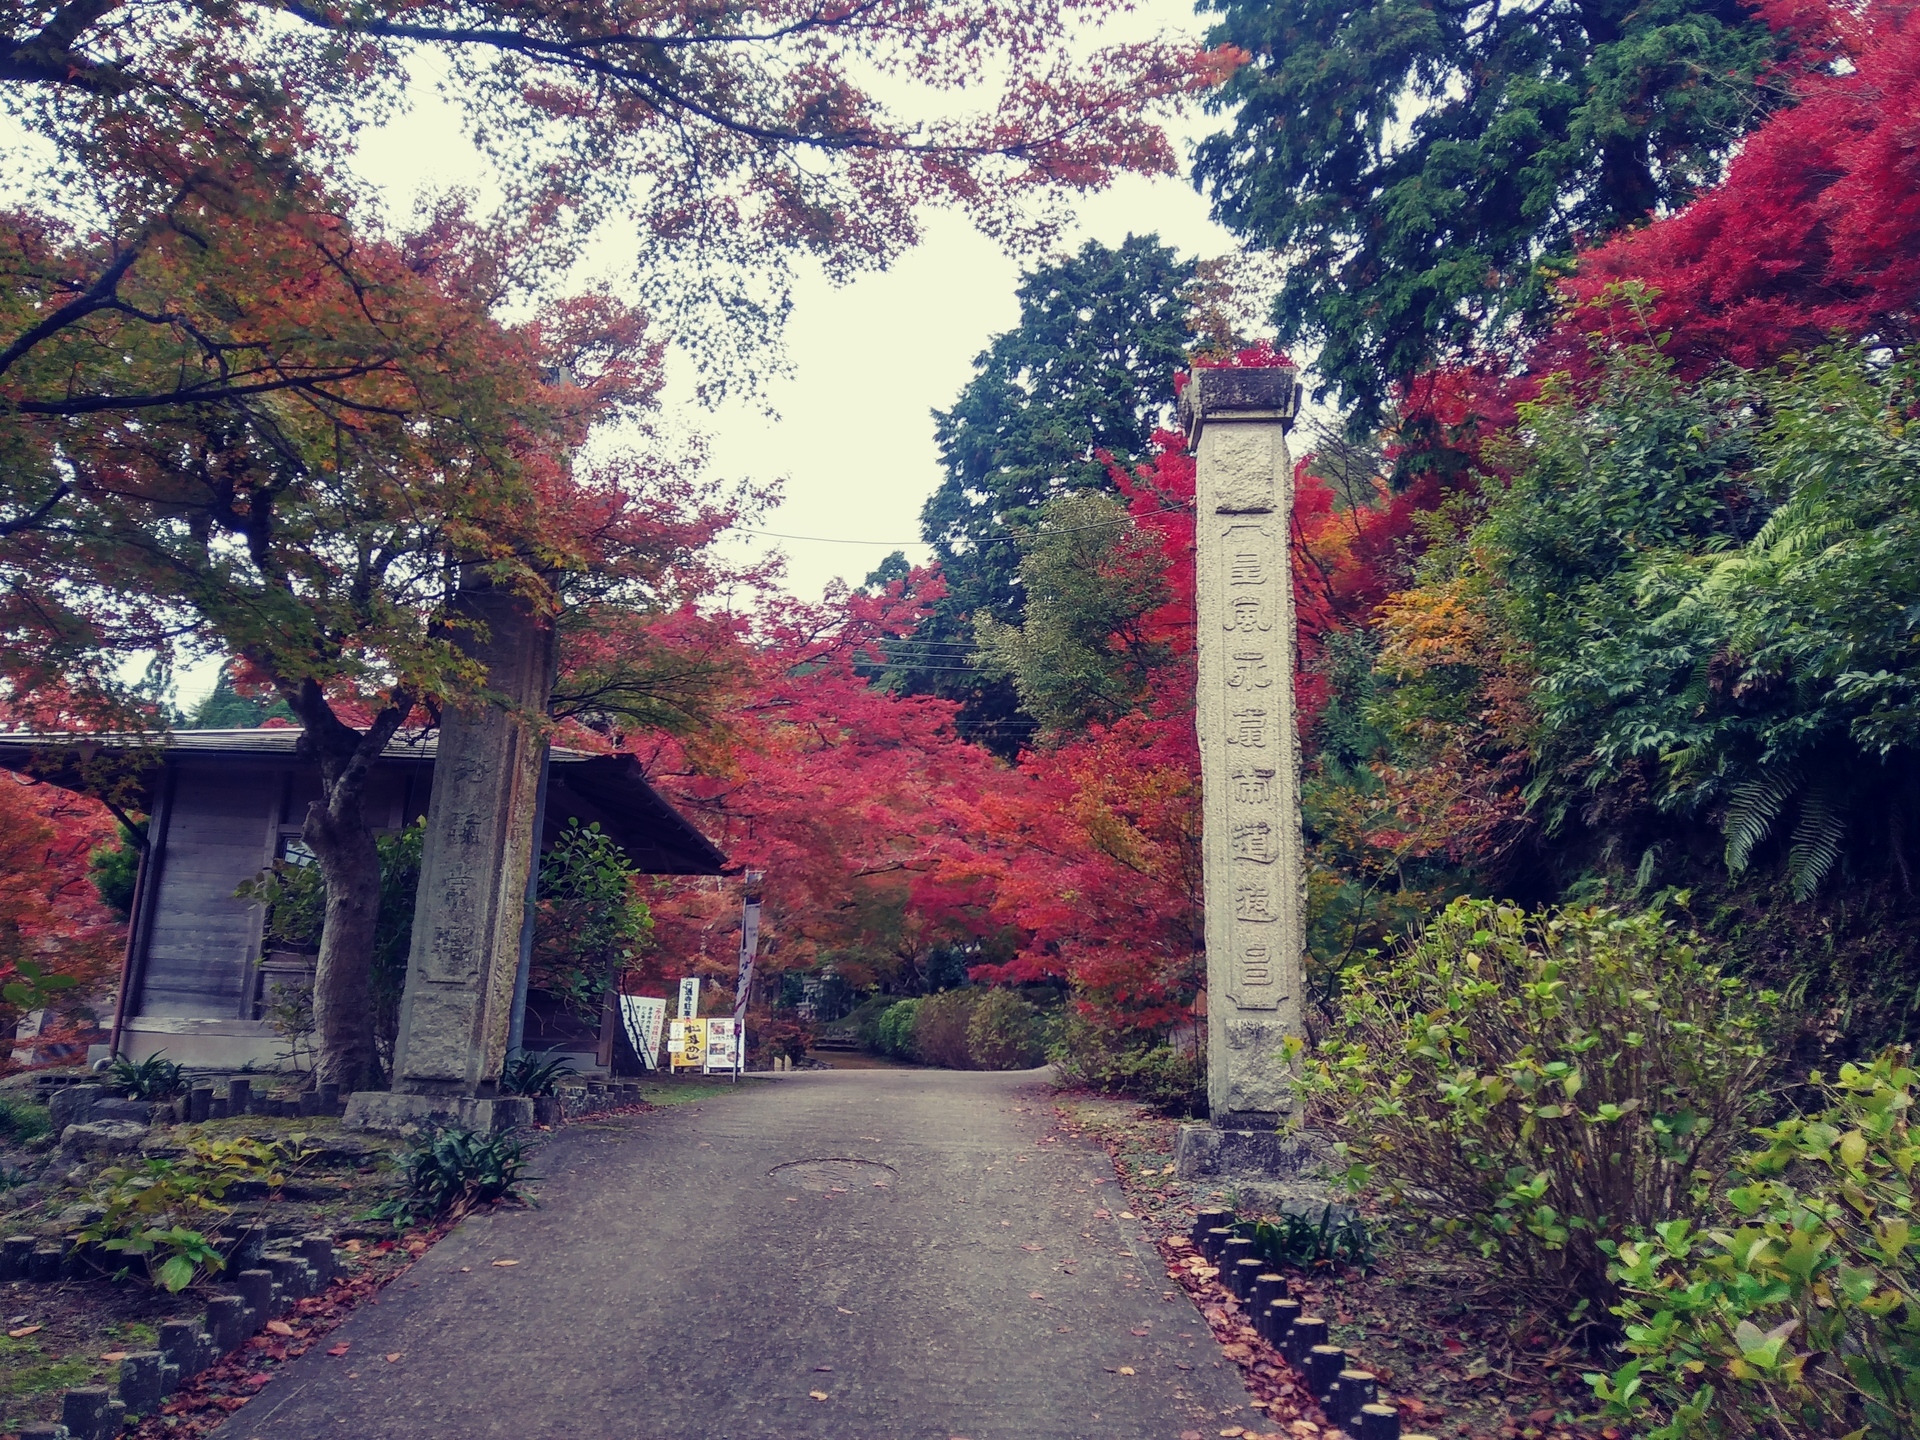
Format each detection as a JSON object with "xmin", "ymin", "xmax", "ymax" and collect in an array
[
  {"xmin": 619, "ymin": 996, "xmax": 668, "ymax": 1071},
  {"xmin": 668, "ymin": 1017, "xmax": 707, "ymax": 1070},
  {"xmin": 677, "ymin": 977, "xmax": 700, "ymax": 1020},
  {"xmin": 704, "ymin": 1017, "xmax": 742, "ymax": 1074}
]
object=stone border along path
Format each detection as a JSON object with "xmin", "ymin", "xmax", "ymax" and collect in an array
[
  {"xmin": 8, "ymin": 1083, "xmax": 654, "ymax": 1440},
  {"xmin": 199, "ymin": 1068, "xmax": 1263, "ymax": 1440}
]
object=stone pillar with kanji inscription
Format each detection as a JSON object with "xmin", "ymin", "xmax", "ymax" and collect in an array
[
  {"xmin": 343, "ymin": 576, "xmax": 552, "ymax": 1136},
  {"xmin": 1173, "ymin": 366, "xmax": 1310, "ymax": 1180}
]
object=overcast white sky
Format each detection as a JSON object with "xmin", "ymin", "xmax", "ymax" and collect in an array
[
  {"xmin": 354, "ymin": 0, "xmax": 1238, "ymax": 594},
  {"xmin": 163, "ymin": 0, "xmax": 1247, "ymax": 708}
]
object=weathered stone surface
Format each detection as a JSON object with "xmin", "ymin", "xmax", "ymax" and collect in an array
[
  {"xmin": 89, "ymin": 1097, "xmax": 161, "ymax": 1124},
  {"xmin": 387, "ymin": 580, "xmax": 554, "ymax": 1097},
  {"xmin": 1186, "ymin": 366, "xmax": 1306, "ymax": 1130},
  {"xmin": 342, "ymin": 1091, "xmax": 532, "ymax": 1137},
  {"xmin": 1173, "ymin": 1124, "xmax": 1343, "ymax": 1212},
  {"xmin": 204, "ymin": 1295, "xmax": 248, "ymax": 1353},
  {"xmin": 57, "ymin": 1119, "xmax": 147, "ymax": 1159},
  {"xmin": 61, "ymin": 1385, "xmax": 112, "ymax": 1440},
  {"xmin": 117, "ymin": 1351, "xmax": 166, "ymax": 1415},
  {"xmin": 48, "ymin": 1085, "xmax": 103, "ymax": 1131}
]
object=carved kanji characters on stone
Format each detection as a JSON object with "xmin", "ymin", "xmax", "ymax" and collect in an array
[
  {"xmin": 1231, "ymin": 820, "xmax": 1275, "ymax": 864},
  {"xmin": 1227, "ymin": 651, "xmax": 1272, "ymax": 689},
  {"xmin": 1234, "ymin": 883, "xmax": 1277, "ymax": 922},
  {"xmin": 1226, "ymin": 595, "xmax": 1270, "ymax": 633},
  {"xmin": 1230, "ymin": 766, "xmax": 1275, "ymax": 804},
  {"xmin": 1239, "ymin": 944, "xmax": 1273, "ymax": 987},
  {"xmin": 1228, "ymin": 708, "xmax": 1268, "ymax": 748},
  {"xmin": 1229, "ymin": 552, "xmax": 1268, "ymax": 586}
]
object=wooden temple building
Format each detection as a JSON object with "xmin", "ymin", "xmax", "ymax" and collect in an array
[{"xmin": 0, "ymin": 730, "xmax": 725, "ymax": 1071}]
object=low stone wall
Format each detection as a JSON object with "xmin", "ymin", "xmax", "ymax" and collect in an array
[{"xmin": 13, "ymin": 1230, "xmax": 343, "ymax": 1440}]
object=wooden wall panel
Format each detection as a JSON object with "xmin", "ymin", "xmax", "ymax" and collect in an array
[{"xmin": 135, "ymin": 764, "xmax": 279, "ymax": 1018}]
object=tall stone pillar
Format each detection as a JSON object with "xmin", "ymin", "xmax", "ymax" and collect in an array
[
  {"xmin": 343, "ymin": 578, "xmax": 553, "ymax": 1136},
  {"xmin": 1174, "ymin": 366, "xmax": 1308, "ymax": 1179}
]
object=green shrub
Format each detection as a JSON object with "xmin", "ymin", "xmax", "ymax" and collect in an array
[
  {"xmin": 500, "ymin": 1049, "xmax": 576, "ymax": 1097},
  {"xmin": 79, "ymin": 1133, "xmax": 307, "ymax": 1291},
  {"xmin": 966, "ymin": 989, "xmax": 1046, "ymax": 1070},
  {"xmin": 913, "ymin": 990, "xmax": 979, "ymax": 1069},
  {"xmin": 369, "ymin": 1127, "xmax": 531, "ymax": 1228},
  {"xmin": 1235, "ymin": 1205, "xmax": 1375, "ymax": 1274},
  {"xmin": 1590, "ymin": 1050, "xmax": 1919, "ymax": 1440},
  {"xmin": 107, "ymin": 1051, "xmax": 185, "ymax": 1100},
  {"xmin": 0, "ymin": 1096, "xmax": 50, "ymax": 1145},
  {"xmin": 1305, "ymin": 898, "xmax": 1777, "ymax": 1327},
  {"xmin": 875, "ymin": 999, "xmax": 921, "ymax": 1059},
  {"xmin": 1048, "ymin": 1011, "xmax": 1207, "ymax": 1116}
]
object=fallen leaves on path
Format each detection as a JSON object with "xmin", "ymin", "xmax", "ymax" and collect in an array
[
  {"xmin": 385, "ymin": 1353, "xmax": 402, "ymax": 1363},
  {"xmin": 492, "ymin": 1259, "xmax": 520, "ymax": 1267},
  {"xmin": 7, "ymin": 1324, "xmax": 40, "ymax": 1338},
  {"xmin": 326, "ymin": 1344, "xmax": 350, "ymax": 1357},
  {"xmin": 808, "ymin": 1390, "xmax": 829, "ymax": 1401}
]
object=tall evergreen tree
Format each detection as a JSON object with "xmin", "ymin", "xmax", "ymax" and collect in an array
[
  {"xmin": 886, "ymin": 235, "xmax": 1196, "ymax": 747},
  {"xmin": 1191, "ymin": 0, "xmax": 1792, "ymax": 427}
]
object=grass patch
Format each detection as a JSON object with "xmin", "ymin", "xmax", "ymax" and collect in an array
[{"xmin": 629, "ymin": 1076, "xmax": 763, "ymax": 1106}]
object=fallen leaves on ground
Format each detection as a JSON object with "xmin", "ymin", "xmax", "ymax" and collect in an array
[
  {"xmin": 492, "ymin": 1259, "xmax": 519, "ymax": 1267},
  {"xmin": 808, "ymin": 1390, "xmax": 829, "ymax": 1401},
  {"xmin": 7, "ymin": 1324, "xmax": 40, "ymax": 1338}
]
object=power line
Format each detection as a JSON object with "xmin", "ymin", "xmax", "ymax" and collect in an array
[{"xmin": 728, "ymin": 500, "xmax": 1192, "ymax": 548}]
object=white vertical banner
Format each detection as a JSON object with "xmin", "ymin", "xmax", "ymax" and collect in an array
[
  {"xmin": 734, "ymin": 869, "xmax": 765, "ymax": 1028},
  {"xmin": 619, "ymin": 996, "xmax": 668, "ymax": 1070},
  {"xmin": 677, "ymin": 976, "xmax": 700, "ymax": 1020}
]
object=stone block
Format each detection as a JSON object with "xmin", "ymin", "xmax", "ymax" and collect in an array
[
  {"xmin": 188, "ymin": 1087, "xmax": 213, "ymax": 1123},
  {"xmin": 58, "ymin": 1119, "xmax": 148, "ymax": 1159},
  {"xmin": 299, "ymin": 1234, "xmax": 336, "ymax": 1283},
  {"xmin": 61, "ymin": 1385, "xmax": 112, "ymax": 1440},
  {"xmin": 48, "ymin": 1085, "xmax": 104, "ymax": 1131},
  {"xmin": 226, "ymin": 1079, "xmax": 251, "ymax": 1115},
  {"xmin": 28, "ymin": 1244, "xmax": 63, "ymax": 1282},
  {"xmin": 235, "ymin": 1268, "xmax": 276, "ymax": 1320},
  {"xmin": 342, "ymin": 1091, "xmax": 532, "ymax": 1136},
  {"xmin": 118, "ymin": 1352, "xmax": 166, "ymax": 1415},
  {"xmin": 90, "ymin": 1097, "xmax": 161, "ymax": 1124},
  {"xmin": 205, "ymin": 1295, "xmax": 248, "ymax": 1353},
  {"xmin": 158, "ymin": 1318, "xmax": 212, "ymax": 1376},
  {"xmin": 1174, "ymin": 1123, "xmax": 1322, "ymax": 1181}
]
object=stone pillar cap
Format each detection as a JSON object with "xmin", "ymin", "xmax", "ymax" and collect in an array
[{"xmin": 1178, "ymin": 367, "xmax": 1304, "ymax": 450}]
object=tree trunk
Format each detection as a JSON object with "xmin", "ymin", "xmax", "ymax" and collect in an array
[
  {"xmin": 303, "ymin": 790, "xmax": 384, "ymax": 1092},
  {"xmin": 275, "ymin": 675, "xmax": 412, "ymax": 1094}
]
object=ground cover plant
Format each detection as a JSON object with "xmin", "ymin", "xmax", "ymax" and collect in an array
[{"xmin": 369, "ymin": 1128, "xmax": 532, "ymax": 1229}]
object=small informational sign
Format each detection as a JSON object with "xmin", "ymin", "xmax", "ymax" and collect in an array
[
  {"xmin": 668, "ymin": 1017, "xmax": 707, "ymax": 1070},
  {"xmin": 704, "ymin": 1017, "xmax": 742, "ymax": 1074},
  {"xmin": 620, "ymin": 996, "xmax": 668, "ymax": 1071},
  {"xmin": 677, "ymin": 977, "xmax": 700, "ymax": 1020}
]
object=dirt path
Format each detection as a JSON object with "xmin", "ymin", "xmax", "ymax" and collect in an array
[{"xmin": 211, "ymin": 1069, "xmax": 1255, "ymax": 1440}]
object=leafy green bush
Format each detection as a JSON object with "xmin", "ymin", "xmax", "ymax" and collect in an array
[
  {"xmin": 1305, "ymin": 898, "xmax": 1777, "ymax": 1326},
  {"xmin": 875, "ymin": 999, "xmax": 921, "ymax": 1059},
  {"xmin": 913, "ymin": 989, "xmax": 980, "ymax": 1069},
  {"xmin": 0, "ymin": 1095, "xmax": 51, "ymax": 1144},
  {"xmin": 533, "ymin": 819, "xmax": 653, "ymax": 1018},
  {"xmin": 1590, "ymin": 1051, "xmax": 1919, "ymax": 1440},
  {"xmin": 79, "ymin": 1134, "xmax": 307, "ymax": 1291},
  {"xmin": 500, "ymin": 1049, "xmax": 576, "ymax": 1097},
  {"xmin": 108, "ymin": 1051, "xmax": 185, "ymax": 1100},
  {"xmin": 370, "ymin": 1127, "xmax": 530, "ymax": 1228},
  {"xmin": 1235, "ymin": 1205, "xmax": 1375, "ymax": 1274},
  {"xmin": 965, "ymin": 989, "xmax": 1046, "ymax": 1070},
  {"xmin": 1048, "ymin": 1011, "xmax": 1207, "ymax": 1116}
]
